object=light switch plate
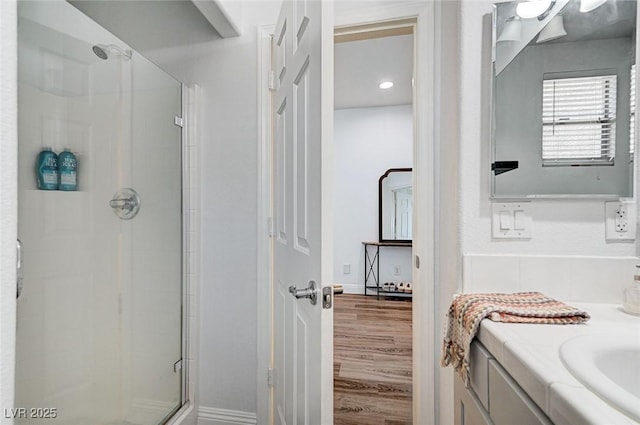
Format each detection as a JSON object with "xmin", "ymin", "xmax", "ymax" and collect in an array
[
  {"xmin": 492, "ymin": 202, "xmax": 532, "ymax": 239},
  {"xmin": 605, "ymin": 201, "xmax": 636, "ymax": 241}
]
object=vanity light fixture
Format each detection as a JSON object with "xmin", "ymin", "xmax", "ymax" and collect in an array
[
  {"xmin": 498, "ymin": 16, "xmax": 522, "ymax": 42},
  {"xmin": 537, "ymin": 14, "xmax": 567, "ymax": 42},
  {"xmin": 580, "ymin": 0, "xmax": 607, "ymax": 12},
  {"xmin": 378, "ymin": 81, "xmax": 394, "ymax": 89},
  {"xmin": 516, "ymin": 0, "xmax": 555, "ymax": 20}
]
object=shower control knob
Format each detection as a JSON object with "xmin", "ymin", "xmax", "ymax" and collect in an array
[{"xmin": 109, "ymin": 188, "xmax": 141, "ymax": 220}]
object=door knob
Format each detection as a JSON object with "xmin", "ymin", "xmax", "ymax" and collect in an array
[{"xmin": 289, "ymin": 280, "xmax": 317, "ymax": 305}]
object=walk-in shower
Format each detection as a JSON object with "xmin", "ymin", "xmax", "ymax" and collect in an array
[{"xmin": 16, "ymin": 1, "xmax": 185, "ymax": 424}]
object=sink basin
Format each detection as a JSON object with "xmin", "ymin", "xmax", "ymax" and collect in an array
[{"xmin": 560, "ymin": 332, "xmax": 640, "ymax": 422}]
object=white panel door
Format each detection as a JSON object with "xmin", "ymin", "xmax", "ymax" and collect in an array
[{"xmin": 272, "ymin": 0, "xmax": 333, "ymax": 424}]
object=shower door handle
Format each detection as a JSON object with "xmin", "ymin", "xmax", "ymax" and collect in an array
[{"xmin": 17, "ymin": 239, "xmax": 23, "ymax": 299}]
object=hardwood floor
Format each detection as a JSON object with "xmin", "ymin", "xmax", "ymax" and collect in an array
[{"xmin": 334, "ymin": 294, "xmax": 412, "ymax": 425}]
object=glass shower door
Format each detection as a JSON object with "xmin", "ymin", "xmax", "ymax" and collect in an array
[
  {"xmin": 123, "ymin": 41, "xmax": 184, "ymax": 425},
  {"xmin": 16, "ymin": 2, "xmax": 183, "ymax": 424}
]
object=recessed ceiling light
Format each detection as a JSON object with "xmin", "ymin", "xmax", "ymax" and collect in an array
[{"xmin": 379, "ymin": 81, "xmax": 394, "ymax": 89}]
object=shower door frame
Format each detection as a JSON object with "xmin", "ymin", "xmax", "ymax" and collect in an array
[{"xmin": 165, "ymin": 82, "xmax": 199, "ymax": 425}]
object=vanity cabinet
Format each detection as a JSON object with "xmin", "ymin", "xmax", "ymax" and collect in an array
[
  {"xmin": 454, "ymin": 341, "xmax": 554, "ymax": 425},
  {"xmin": 454, "ymin": 372, "xmax": 493, "ymax": 425}
]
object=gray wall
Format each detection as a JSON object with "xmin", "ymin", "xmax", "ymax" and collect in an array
[
  {"xmin": 145, "ymin": 1, "xmax": 280, "ymax": 417},
  {"xmin": 494, "ymin": 37, "xmax": 634, "ymax": 196}
]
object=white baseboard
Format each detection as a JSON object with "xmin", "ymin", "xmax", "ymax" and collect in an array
[
  {"xmin": 339, "ymin": 283, "xmax": 365, "ymax": 295},
  {"xmin": 197, "ymin": 407, "xmax": 256, "ymax": 425}
]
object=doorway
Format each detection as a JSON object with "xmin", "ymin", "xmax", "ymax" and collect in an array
[
  {"xmin": 332, "ymin": 23, "xmax": 415, "ymax": 425},
  {"xmin": 256, "ymin": 3, "xmax": 440, "ymax": 422}
]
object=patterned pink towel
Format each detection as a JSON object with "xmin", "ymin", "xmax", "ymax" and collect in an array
[{"xmin": 441, "ymin": 292, "xmax": 590, "ymax": 385}]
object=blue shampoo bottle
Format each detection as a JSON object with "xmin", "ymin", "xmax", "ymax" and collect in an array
[
  {"xmin": 58, "ymin": 148, "xmax": 78, "ymax": 191},
  {"xmin": 36, "ymin": 147, "xmax": 59, "ymax": 190}
]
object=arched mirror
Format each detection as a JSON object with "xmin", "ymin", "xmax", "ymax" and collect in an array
[{"xmin": 379, "ymin": 168, "xmax": 413, "ymax": 243}]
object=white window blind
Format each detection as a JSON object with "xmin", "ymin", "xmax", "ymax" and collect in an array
[
  {"xmin": 542, "ymin": 74, "xmax": 617, "ymax": 165},
  {"xmin": 630, "ymin": 64, "xmax": 635, "ymax": 157}
]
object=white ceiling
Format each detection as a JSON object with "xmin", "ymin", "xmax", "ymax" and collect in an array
[
  {"xmin": 68, "ymin": 0, "xmax": 224, "ymax": 54},
  {"xmin": 334, "ymin": 33, "xmax": 413, "ymax": 110},
  {"xmin": 69, "ymin": 1, "xmax": 414, "ymax": 110}
]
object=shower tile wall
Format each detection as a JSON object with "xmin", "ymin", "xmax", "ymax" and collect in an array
[
  {"xmin": 183, "ymin": 85, "xmax": 201, "ymax": 411},
  {"xmin": 17, "ymin": 17, "xmax": 123, "ymax": 422}
]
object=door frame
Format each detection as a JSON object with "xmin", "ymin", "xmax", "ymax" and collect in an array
[
  {"xmin": 257, "ymin": 2, "xmax": 441, "ymax": 425},
  {"xmin": 257, "ymin": 23, "xmax": 275, "ymax": 425},
  {"xmin": 0, "ymin": 0, "xmax": 18, "ymax": 414}
]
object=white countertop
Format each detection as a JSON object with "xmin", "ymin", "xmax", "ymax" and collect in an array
[{"xmin": 476, "ymin": 302, "xmax": 640, "ymax": 425}]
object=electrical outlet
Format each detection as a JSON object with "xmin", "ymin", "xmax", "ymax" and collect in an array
[
  {"xmin": 605, "ymin": 201, "xmax": 636, "ymax": 241},
  {"xmin": 615, "ymin": 205, "xmax": 627, "ymax": 232},
  {"xmin": 343, "ymin": 264, "xmax": 351, "ymax": 275},
  {"xmin": 393, "ymin": 265, "xmax": 401, "ymax": 276},
  {"xmin": 616, "ymin": 220, "xmax": 628, "ymax": 232}
]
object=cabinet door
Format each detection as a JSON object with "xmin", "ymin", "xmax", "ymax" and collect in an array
[
  {"xmin": 488, "ymin": 360, "xmax": 553, "ymax": 425},
  {"xmin": 470, "ymin": 341, "xmax": 492, "ymax": 410},
  {"xmin": 454, "ymin": 376, "xmax": 494, "ymax": 425}
]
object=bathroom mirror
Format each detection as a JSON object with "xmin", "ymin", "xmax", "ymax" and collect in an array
[
  {"xmin": 379, "ymin": 168, "xmax": 413, "ymax": 243},
  {"xmin": 492, "ymin": 0, "xmax": 636, "ymax": 198}
]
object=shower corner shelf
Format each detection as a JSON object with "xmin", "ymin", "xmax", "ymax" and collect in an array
[
  {"xmin": 362, "ymin": 241, "xmax": 412, "ymax": 300},
  {"xmin": 28, "ymin": 189, "xmax": 83, "ymax": 193}
]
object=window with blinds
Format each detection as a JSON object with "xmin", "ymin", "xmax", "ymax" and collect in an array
[{"xmin": 542, "ymin": 74, "xmax": 617, "ymax": 166}]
